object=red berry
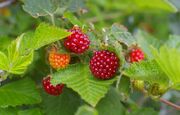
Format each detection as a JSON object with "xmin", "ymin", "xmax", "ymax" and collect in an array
[
  {"xmin": 64, "ymin": 26, "xmax": 90, "ymax": 54},
  {"xmin": 42, "ymin": 76, "xmax": 64, "ymax": 96},
  {"xmin": 90, "ymin": 50, "xmax": 119, "ymax": 79},
  {"xmin": 49, "ymin": 51, "xmax": 70, "ymax": 69},
  {"xmin": 129, "ymin": 48, "xmax": 144, "ymax": 63}
]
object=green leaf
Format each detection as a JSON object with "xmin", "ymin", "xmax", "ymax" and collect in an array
[
  {"xmin": 134, "ymin": 0, "xmax": 177, "ymax": 12},
  {"xmin": 152, "ymin": 46, "xmax": 180, "ymax": 89},
  {"xmin": 0, "ymin": 77, "xmax": 41, "ymax": 107},
  {"xmin": 135, "ymin": 30, "xmax": 162, "ymax": 59},
  {"xmin": 0, "ymin": 108, "xmax": 17, "ymax": 115},
  {"xmin": 6, "ymin": 35, "xmax": 34, "ymax": 74},
  {"xmin": 18, "ymin": 108, "xmax": 42, "ymax": 115},
  {"xmin": 42, "ymin": 88, "xmax": 82, "ymax": 115},
  {"xmin": 64, "ymin": 12, "xmax": 83, "ymax": 27},
  {"xmin": 75, "ymin": 105, "xmax": 98, "ymax": 115},
  {"xmin": 0, "ymin": 36, "xmax": 11, "ymax": 51},
  {"xmin": 123, "ymin": 60, "xmax": 169, "ymax": 86},
  {"xmin": 96, "ymin": 87, "xmax": 126, "ymax": 115},
  {"xmin": 128, "ymin": 107, "xmax": 158, "ymax": 115},
  {"xmin": 32, "ymin": 23, "xmax": 71, "ymax": 50},
  {"xmin": 51, "ymin": 64, "xmax": 116, "ymax": 107},
  {"xmin": 118, "ymin": 76, "xmax": 131, "ymax": 97},
  {"xmin": 165, "ymin": 35, "xmax": 180, "ymax": 50},
  {"xmin": 110, "ymin": 24, "xmax": 136, "ymax": 47},
  {"xmin": 22, "ymin": 0, "xmax": 57, "ymax": 18},
  {"xmin": 0, "ymin": 52, "xmax": 9, "ymax": 70}
]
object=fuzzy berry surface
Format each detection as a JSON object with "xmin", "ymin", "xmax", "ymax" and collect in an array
[
  {"xmin": 129, "ymin": 48, "xmax": 144, "ymax": 63},
  {"xmin": 90, "ymin": 50, "xmax": 119, "ymax": 80},
  {"xmin": 49, "ymin": 52, "xmax": 70, "ymax": 69},
  {"xmin": 64, "ymin": 26, "xmax": 90, "ymax": 54},
  {"xmin": 42, "ymin": 76, "xmax": 64, "ymax": 96}
]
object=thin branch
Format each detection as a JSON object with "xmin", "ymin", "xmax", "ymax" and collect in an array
[
  {"xmin": 160, "ymin": 98, "xmax": 180, "ymax": 110},
  {"xmin": 0, "ymin": 0, "xmax": 14, "ymax": 8}
]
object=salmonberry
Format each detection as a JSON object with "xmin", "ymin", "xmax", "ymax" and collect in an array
[
  {"xmin": 129, "ymin": 48, "xmax": 144, "ymax": 63},
  {"xmin": 49, "ymin": 51, "xmax": 70, "ymax": 69},
  {"xmin": 90, "ymin": 50, "xmax": 119, "ymax": 80},
  {"xmin": 64, "ymin": 26, "xmax": 90, "ymax": 54},
  {"xmin": 42, "ymin": 76, "xmax": 64, "ymax": 96}
]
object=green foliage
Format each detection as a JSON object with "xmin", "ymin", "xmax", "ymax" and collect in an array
[
  {"xmin": 118, "ymin": 76, "xmax": 131, "ymax": 97},
  {"xmin": 32, "ymin": 23, "xmax": 71, "ymax": 50},
  {"xmin": 128, "ymin": 107, "xmax": 158, "ymax": 115},
  {"xmin": 110, "ymin": 24, "xmax": 136, "ymax": 46},
  {"xmin": 18, "ymin": 108, "xmax": 42, "ymax": 115},
  {"xmin": 0, "ymin": 77, "xmax": 41, "ymax": 107},
  {"xmin": 0, "ymin": 35, "xmax": 33, "ymax": 75},
  {"xmin": 64, "ymin": 12, "xmax": 83, "ymax": 27},
  {"xmin": 0, "ymin": 108, "xmax": 17, "ymax": 115},
  {"xmin": 135, "ymin": 30, "xmax": 162, "ymax": 59},
  {"xmin": 51, "ymin": 64, "xmax": 116, "ymax": 107},
  {"xmin": 23, "ymin": 0, "xmax": 57, "ymax": 18},
  {"xmin": 96, "ymin": 88, "xmax": 126, "ymax": 115},
  {"xmin": 90, "ymin": 0, "xmax": 177, "ymax": 12},
  {"xmin": 133, "ymin": 0, "xmax": 177, "ymax": 12},
  {"xmin": 165, "ymin": 35, "xmax": 180, "ymax": 50},
  {"xmin": 123, "ymin": 60, "xmax": 169, "ymax": 86},
  {"xmin": 152, "ymin": 46, "xmax": 180, "ymax": 90},
  {"xmin": 0, "ymin": 52, "xmax": 9, "ymax": 71},
  {"xmin": 23, "ymin": 0, "xmax": 85, "ymax": 18},
  {"xmin": 75, "ymin": 105, "xmax": 98, "ymax": 115},
  {"xmin": 0, "ymin": 36, "xmax": 11, "ymax": 51},
  {"xmin": 42, "ymin": 88, "xmax": 82, "ymax": 115}
]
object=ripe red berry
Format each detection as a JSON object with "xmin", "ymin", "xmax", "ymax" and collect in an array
[
  {"xmin": 90, "ymin": 50, "xmax": 119, "ymax": 79},
  {"xmin": 49, "ymin": 51, "xmax": 70, "ymax": 69},
  {"xmin": 64, "ymin": 26, "xmax": 90, "ymax": 54},
  {"xmin": 42, "ymin": 76, "xmax": 64, "ymax": 96},
  {"xmin": 129, "ymin": 48, "xmax": 144, "ymax": 63}
]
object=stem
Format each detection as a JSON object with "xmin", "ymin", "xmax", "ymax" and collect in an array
[
  {"xmin": 116, "ymin": 71, "xmax": 123, "ymax": 89},
  {"xmin": 160, "ymin": 98, "xmax": 180, "ymax": 110},
  {"xmin": 50, "ymin": 14, "xmax": 55, "ymax": 26}
]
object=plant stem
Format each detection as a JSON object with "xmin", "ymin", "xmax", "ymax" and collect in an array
[
  {"xmin": 160, "ymin": 98, "xmax": 180, "ymax": 110},
  {"xmin": 116, "ymin": 71, "xmax": 123, "ymax": 89},
  {"xmin": 50, "ymin": 14, "xmax": 55, "ymax": 26}
]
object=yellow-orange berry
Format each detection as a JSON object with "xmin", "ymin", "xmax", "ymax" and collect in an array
[{"xmin": 49, "ymin": 52, "xmax": 70, "ymax": 69}]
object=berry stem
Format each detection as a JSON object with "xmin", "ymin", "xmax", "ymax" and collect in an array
[
  {"xmin": 160, "ymin": 98, "xmax": 180, "ymax": 110},
  {"xmin": 116, "ymin": 70, "xmax": 123, "ymax": 89}
]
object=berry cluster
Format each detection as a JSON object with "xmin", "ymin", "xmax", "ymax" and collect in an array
[
  {"xmin": 129, "ymin": 48, "xmax": 144, "ymax": 63},
  {"xmin": 42, "ymin": 76, "xmax": 64, "ymax": 96},
  {"xmin": 64, "ymin": 26, "xmax": 90, "ymax": 54},
  {"xmin": 90, "ymin": 50, "xmax": 119, "ymax": 79}
]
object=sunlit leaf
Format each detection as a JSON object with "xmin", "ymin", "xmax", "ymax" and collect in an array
[
  {"xmin": 0, "ymin": 77, "xmax": 41, "ymax": 107},
  {"xmin": 51, "ymin": 64, "xmax": 116, "ymax": 107}
]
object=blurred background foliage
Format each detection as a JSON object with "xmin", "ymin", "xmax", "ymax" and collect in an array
[{"xmin": 0, "ymin": 0, "xmax": 180, "ymax": 115}]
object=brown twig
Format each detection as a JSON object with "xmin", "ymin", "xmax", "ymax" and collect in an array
[{"xmin": 160, "ymin": 98, "xmax": 180, "ymax": 110}]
